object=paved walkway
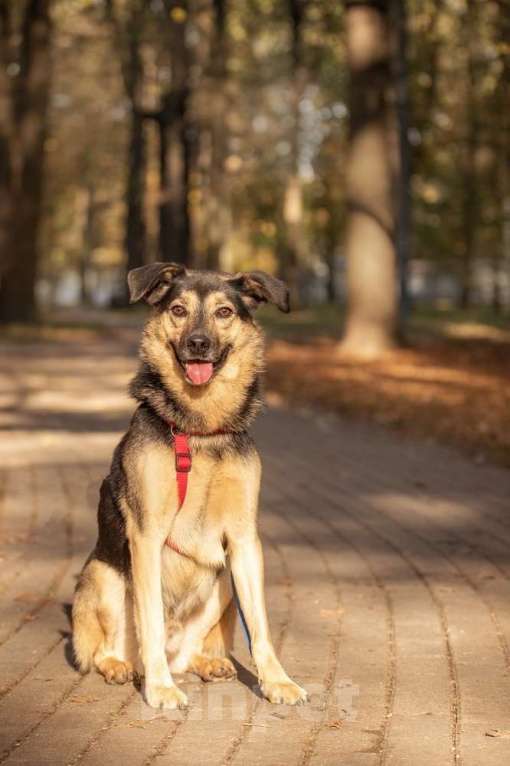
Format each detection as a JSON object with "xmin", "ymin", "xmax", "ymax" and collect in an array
[{"xmin": 1, "ymin": 331, "xmax": 510, "ymax": 766}]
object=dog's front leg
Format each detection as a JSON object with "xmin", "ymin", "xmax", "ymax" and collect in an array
[
  {"xmin": 130, "ymin": 533, "xmax": 188, "ymax": 710},
  {"xmin": 230, "ymin": 534, "xmax": 307, "ymax": 705}
]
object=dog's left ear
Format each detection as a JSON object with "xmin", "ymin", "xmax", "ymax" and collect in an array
[
  {"xmin": 127, "ymin": 262, "xmax": 186, "ymax": 305},
  {"xmin": 227, "ymin": 271, "xmax": 290, "ymax": 313}
]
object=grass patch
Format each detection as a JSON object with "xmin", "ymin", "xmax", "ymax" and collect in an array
[{"xmin": 260, "ymin": 302, "xmax": 510, "ymax": 345}]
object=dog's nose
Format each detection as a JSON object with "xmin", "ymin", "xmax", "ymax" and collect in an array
[{"xmin": 186, "ymin": 334, "xmax": 211, "ymax": 356}]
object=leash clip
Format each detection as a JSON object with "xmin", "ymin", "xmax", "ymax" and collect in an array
[
  {"xmin": 170, "ymin": 424, "xmax": 192, "ymax": 473},
  {"xmin": 175, "ymin": 450, "xmax": 192, "ymax": 473}
]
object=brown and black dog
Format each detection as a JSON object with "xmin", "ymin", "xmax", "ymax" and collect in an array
[{"xmin": 72, "ymin": 263, "xmax": 308, "ymax": 710}]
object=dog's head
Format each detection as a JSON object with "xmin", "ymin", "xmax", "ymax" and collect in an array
[{"xmin": 128, "ymin": 263, "xmax": 289, "ymax": 388}]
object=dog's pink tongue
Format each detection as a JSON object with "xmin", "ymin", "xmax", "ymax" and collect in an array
[{"xmin": 185, "ymin": 361, "xmax": 214, "ymax": 385}]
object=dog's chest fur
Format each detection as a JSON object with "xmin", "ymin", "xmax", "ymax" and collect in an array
[{"xmin": 157, "ymin": 448, "xmax": 231, "ymax": 621}]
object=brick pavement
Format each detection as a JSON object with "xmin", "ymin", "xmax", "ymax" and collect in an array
[{"xmin": 0, "ymin": 332, "xmax": 509, "ymax": 765}]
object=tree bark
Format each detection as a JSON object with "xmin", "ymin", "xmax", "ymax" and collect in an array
[
  {"xmin": 459, "ymin": 0, "xmax": 478, "ymax": 310},
  {"xmin": 158, "ymin": 87, "xmax": 191, "ymax": 265},
  {"xmin": 157, "ymin": 1, "xmax": 192, "ymax": 266},
  {"xmin": 106, "ymin": 0, "xmax": 147, "ymax": 303},
  {"xmin": 341, "ymin": 0, "xmax": 398, "ymax": 357},
  {"xmin": 78, "ymin": 186, "xmax": 96, "ymax": 306},
  {"xmin": 204, "ymin": 0, "xmax": 230, "ymax": 270},
  {"xmin": 325, "ymin": 246, "xmax": 339, "ymax": 303},
  {"xmin": 0, "ymin": 2, "xmax": 13, "ymax": 283},
  {"xmin": 391, "ymin": 0, "xmax": 411, "ymax": 333},
  {"xmin": 125, "ymin": 108, "xmax": 146, "ymax": 275},
  {"xmin": 495, "ymin": 0, "xmax": 510, "ymax": 315},
  {"xmin": 0, "ymin": 0, "xmax": 53, "ymax": 323},
  {"xmin": 123, "ymin": 6, "xmax": 146, "ymax": 283},
  {"xmin": 281, "ymin": 0, "xmax": 307, "ymax": 300}
]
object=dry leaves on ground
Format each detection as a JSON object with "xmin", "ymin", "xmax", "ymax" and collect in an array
[{"xmin": 266, "ymin": 336, "xmax": 510, "ymax": 467}]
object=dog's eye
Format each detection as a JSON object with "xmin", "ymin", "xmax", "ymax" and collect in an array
[
  {"xmin": 170, "ymin": 304, "xmax": 187, "ymax": 318},
  {"xmin": 216, "ymin": 306, "xmax": 234, "ymax": 319}
]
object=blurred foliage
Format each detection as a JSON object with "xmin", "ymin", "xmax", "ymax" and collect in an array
[{"xmin": 4, "ymin": 0, "xmax": 508, "ymax": 311}]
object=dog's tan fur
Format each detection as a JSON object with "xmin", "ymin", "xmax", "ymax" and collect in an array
[{"xmin": 72, "ymin": 266, "xmax": 307, "ymax": 709}]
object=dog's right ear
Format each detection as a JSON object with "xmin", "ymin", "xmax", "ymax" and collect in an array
[{"xmin": 127, "ymin": 262, "xmax": 186, "ymax": 305}]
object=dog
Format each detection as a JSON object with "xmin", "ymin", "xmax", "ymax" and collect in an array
[{"xmin": 72, "ymin": 263, "xmax": 308, "ymax": 710}]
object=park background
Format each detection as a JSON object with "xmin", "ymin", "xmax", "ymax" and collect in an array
[
  {"xmin": 0, "ymin": 0, "xmax": 509, "ymax": 465},
  {"xmin": 2, "ymin": 4, "xmax": 510, "ymax": 765}
]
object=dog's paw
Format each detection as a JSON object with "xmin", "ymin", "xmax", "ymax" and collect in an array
[
  {"xmin": 260, "ymin": 678, "xmax": 308, "ymax": 705},
  {"xmin": 194, "ymin": 657, "xmax": 237, "ymax": 683},
  {"xmin": 97, "ymin": 658, "xmax": 134, "ymax": 685},
  {"xmin": 144, "ymin": 683, "xmax": 188, "ymax": 710}
]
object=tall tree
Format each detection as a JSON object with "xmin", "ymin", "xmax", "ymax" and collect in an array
[
  {"xmin": 0, "ymin": 1, "xmax": 13, "ymax": 283},
  {"xmin": 157, "ymin": 0, "xmax": 192, "ymax": 265},
  {"xmin": 341, "ymin": 0, "xmax": 398, "ymax": 356},
  {"xmin": 458, "ymin": 0, "xmax": 479, "ymax": 309},
  {"xmin": 0, "ymin": 0, "xmax": 53, "ymax": 323},
  {"xmin": 391, "ymin": 0, "xmax": 411, "ymax": 329},
  {"xmin": 281, "ymin": 0, "xmax": 308, "ymax": 298},
  {"xmin": 493, "ymin": 0, "xmax": 510, "ymax": 313},
  {"xmin": 106, "ymin": 0, "xmax": 147, "ymax": 296},
  {"xmin": 204, "ymin": 0, "xmax": 230, "ymax": 270}
]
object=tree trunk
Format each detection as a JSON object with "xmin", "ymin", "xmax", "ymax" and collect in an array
[
  {"xmin": 78, "ymin": 186, "xmax": 96, "ymax": 306},
  {"xmin": 106, "ymin": 0, "xmax": 147, "ymax": 303},
  {"xmin": 281, "ymin": 0, "xmax": 307, "ymax": 300},
  {"xmin": 205, "ymin": 0, "xmax": 229, "ymax": 270},
  {"xmin": 494, "ymin": 0, "xmax": 510, "ymax": 316},
  {"xmin": 325, "ymin": 250, "xmax": 337, "ymax": 303},
  {"xmin": 323, "ymin": 177, "xmax": 339, "ymax": 303},
  {"xmin": 499, "ymin": 190, "xmax": 510, "ymax": 315},
  {"xmin": 0, "ymin": 2, "xmax": 13, "ymax": 287},
  {"xmin": 341, "ymin": 1, "xmax": 398, "ymax": 357},
  {"xmin": 158, "ymin": 88, "xmax": 191, "ymax": 265},
  {"xmin": 391, "ymin": 0, "xmax": 411, "ymax": 333},
  {"xmin": 123, "ymin": 6, "xmax": 147, "ymax": 290},
  {"xmin": 0, "ymin": 0, "xmax": 53, "ymax": 323},
  {"xmin": 125, "ymin": 108, "xmax": 146, "ymax": 276},
  {"xmin": 157, "ymin": 2, "xmax": 192, "ymax": 266},
  {"xmin": 459, "ymin": 1, "xmax": 478, "ymax": 310}
]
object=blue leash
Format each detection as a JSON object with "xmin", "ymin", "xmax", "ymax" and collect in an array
[{"xmin": 231, "ymin": 574, "xmax": 252, "ymax": 656}]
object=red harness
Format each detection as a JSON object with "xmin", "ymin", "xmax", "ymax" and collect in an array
[
  {"xmin": 166, "ymin": 423, "xmax": 252, "ymax": 655},
  {"xmin": 166, "ymin": 424, "xmax": 226, "ymax": 555}
]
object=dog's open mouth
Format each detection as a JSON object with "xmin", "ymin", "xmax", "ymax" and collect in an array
[
  {"xmin": 185, "ymin": 361, "xmax": 214, "ymax": 386},
  {"xmin": 173, "ymin": 345, "xmax": 231, "ymax": 386}
]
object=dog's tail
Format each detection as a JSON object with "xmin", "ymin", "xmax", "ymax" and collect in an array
[{"xmin": 71, "ymin": 584, "xmax": 104, "ymax": 673}]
